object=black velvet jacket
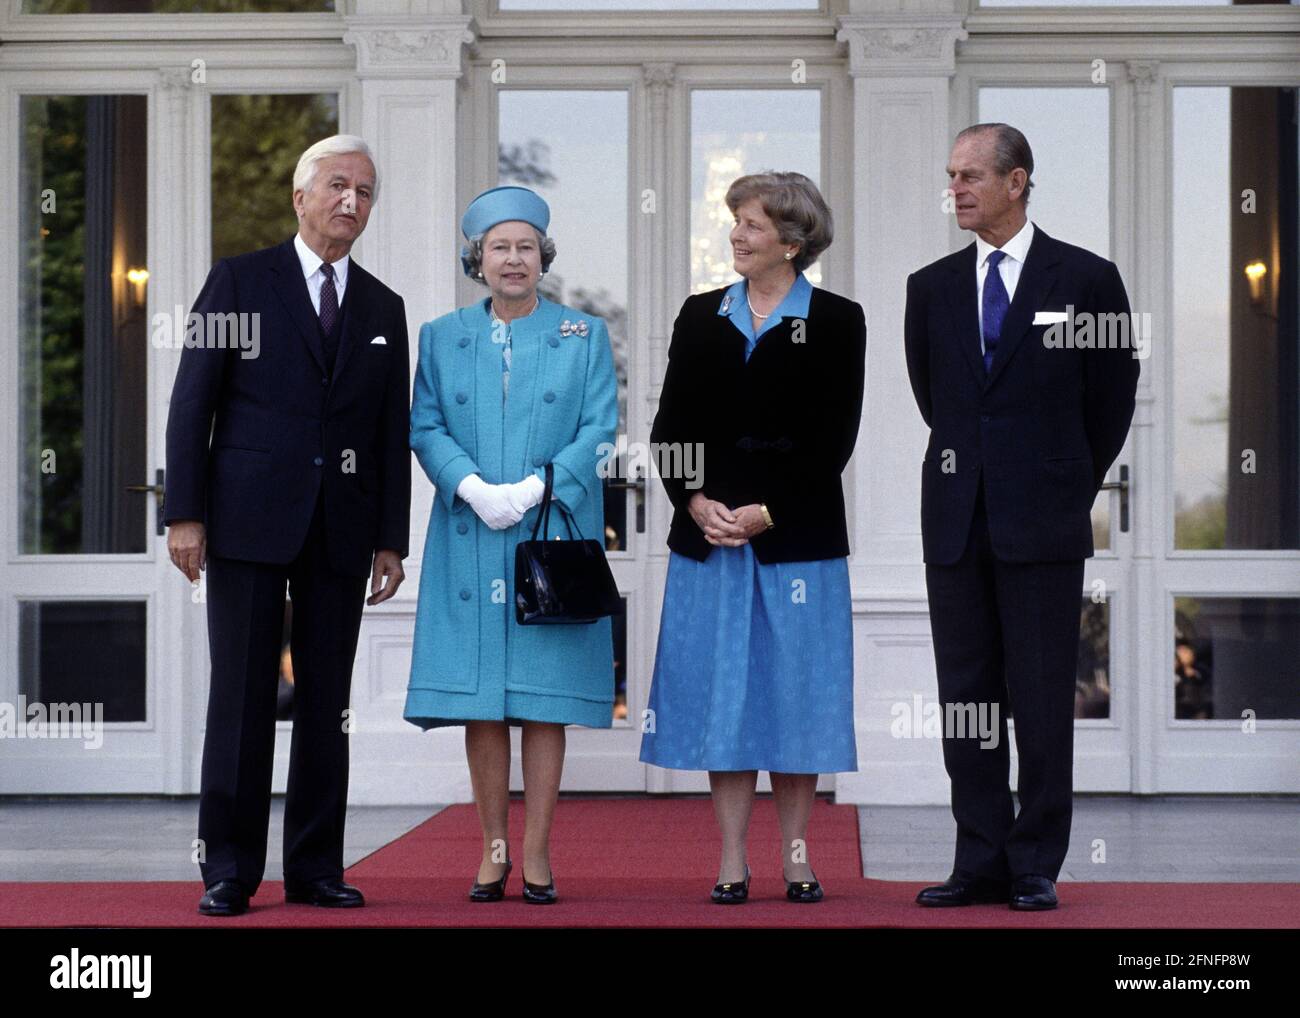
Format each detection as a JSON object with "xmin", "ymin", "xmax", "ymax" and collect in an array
[{"xmin": 650, "ymin": 284, "xmax": 866, "ymax": 563}]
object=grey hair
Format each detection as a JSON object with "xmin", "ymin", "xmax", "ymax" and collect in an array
[
  {"xmin": 463, "ymin": 226, "xmax": 557, "ymax": 284},
  {"xmin": 956, "ymin": 123, "xmax": 1034, "ymax": 206},
  {"xmin": 293, "ymin": 134, "xmax": 380, "ymax": 202},
  {"xmin": 724, "ymin": 170, "xmax": 833, "ymax": 273}
]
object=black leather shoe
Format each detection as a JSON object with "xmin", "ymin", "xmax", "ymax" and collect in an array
[
  {"xmin": 198, "ymin": 879, "xmax": 249, "ymax": 917},
  {"xmin": 284, "ymin": 877, "xmax": 365, "ymax": 908},
  {"xmin": 711, "ymin": 864, "xmax": 750, "ymax": 904},
  {"xmin": 521, "ymin": 868, "xmax": 557, "ymax": 905},
  {"xmin": 469, "ymin": 859, "xmax": 512, "ymax": 902},
  {"xmin": 784, "ymin": 869, "xmax": 824, "ymax": 903},
  {"xmin": 915, "ymin": 873, "xmax": 1011, "ymax": 907},
  {"xmin": 1010, "ymin": 874, "xmax": 1058, "ymax": 911}
]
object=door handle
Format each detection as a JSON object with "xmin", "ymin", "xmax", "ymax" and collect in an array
[
  {"xmin": 1098, "ymin": 464, "xmax": 1129, "ymax": 533},
  {"xmin": 125, "ymin": 468, "xmax": 165, "ymax": 536},
  {"xmin": 605, "ymin": 469, "xmax": 647, "ymax": 534}
]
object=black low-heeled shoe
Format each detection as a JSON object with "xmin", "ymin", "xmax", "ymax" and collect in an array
[
  {"xmin": 784, "ymin": 869, "xmax": 824, "ymax": 903},
  {"xmin": 710, "ymin": 864, "xmax": 751, "ymax": 904},
  {"xmin": 522, "ymin": 869, "xmax": 557, "ymax": 904},
  {"xmin": 469, "ymin": 859, "xmax": 512, "ymax": 902}
]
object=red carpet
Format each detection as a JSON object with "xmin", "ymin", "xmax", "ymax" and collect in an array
[{"xmin": 1, "ymin": 797, "xmax": 1295, "ymax": 928}]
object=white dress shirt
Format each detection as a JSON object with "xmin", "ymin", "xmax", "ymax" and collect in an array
[
  {"xmin": 974, "ymin": 219, "xmax": 1035, "ymax": 352},
  {"xmin": 294, "ymin": 232, "xmax": 350, "ymax": 315}
]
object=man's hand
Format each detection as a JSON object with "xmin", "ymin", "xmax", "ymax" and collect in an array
[
  {"xmin": 368, "ymin": 550, "xmax": 405, "ymax": 606},
  {"xmin": 687, "ymin": 493, "xmax": 750, "ymax": 546},
  {"xmin": 168, "ymin": 520, "xmax": 207, "ymax": 582}
]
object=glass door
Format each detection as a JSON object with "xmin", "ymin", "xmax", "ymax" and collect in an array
[
  {"xmin": 1159, "ymin": 81, "xmax": 1300, "ymax": 791},
  {"xmin": 2, "ymin": 88, "xmax": 175, "ymax": 791}
]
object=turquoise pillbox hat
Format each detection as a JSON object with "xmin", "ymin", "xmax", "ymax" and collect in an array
[{"xmin": 460, "ymin": 185, "xmax": 551, "ymax": 277}]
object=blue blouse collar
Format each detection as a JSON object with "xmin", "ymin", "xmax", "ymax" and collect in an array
[{"xmin": 717, "ymin": 271, "xmax": 812, "ymax": 342}]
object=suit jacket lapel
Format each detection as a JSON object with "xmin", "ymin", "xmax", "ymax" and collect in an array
[
  {"xmin": 946, "ymin": 244, "xmax": 985, "ymax": 386},
  {"xmin": 985, "ymin": 227, "xmax": 1060, "ymax": 389},
  {"xmin": 269, "ymin": 237, "xmax": 327, "ymax": 375}
]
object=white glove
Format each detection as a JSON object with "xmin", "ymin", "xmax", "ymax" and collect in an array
[
  {"xmin": 502, "ymin": 473, "xmax": 546, "ymax": 516},
  {"xmin": 456, "ymin": 474, "xmax": 524, "ymax": 530}
]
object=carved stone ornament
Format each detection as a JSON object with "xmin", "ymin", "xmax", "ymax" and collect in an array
[
  {"xmin": 343, "ymin": 16, "xmax": 475, "ymax": 79},
  {"xmin": 836, "ymin": 16, "xmax": 969, "ymax": 78}
]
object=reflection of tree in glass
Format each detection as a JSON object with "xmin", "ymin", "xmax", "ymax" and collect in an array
[
  {"xmin": 498, "ymin": 140, "xmax": 558, "ymax": 189},
  {"xmin": 211, "ymin": 94, "xmax": 338, "ymax": 262},
  {"xmin": 20, "ymin": 96, "xmax": 87, "ymax": 553}
]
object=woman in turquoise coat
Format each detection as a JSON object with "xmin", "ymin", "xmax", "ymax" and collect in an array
[{"xmin": 404, "ymin": 186, "xmax": 618, "ymax": 904}]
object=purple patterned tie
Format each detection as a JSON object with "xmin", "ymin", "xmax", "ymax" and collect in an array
[{"xmin": 319, "ymin": 261, "xmax": 339, "ymax": 336}]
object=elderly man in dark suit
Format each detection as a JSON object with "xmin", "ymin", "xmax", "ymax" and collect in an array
[
  {"xmin": 904, "ymin": 123, "xmax": 1139, "ymax": 910},
  {"xmin": 164, "ymin": 135, "xmax": 411, "ymax": 917}
]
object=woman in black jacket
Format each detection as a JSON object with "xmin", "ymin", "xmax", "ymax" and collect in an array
[{"xmin": 639, "ymin": 171, "xmax": 866, "ymax": 904}]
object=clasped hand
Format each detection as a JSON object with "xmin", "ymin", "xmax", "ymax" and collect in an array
[
  {"xmin": 457, "ymin": 473, "xmax": 546, "ymax": 530},
  {"xmin": 687, "ymin": 493, "xmax": 768, "ymax": 546}
]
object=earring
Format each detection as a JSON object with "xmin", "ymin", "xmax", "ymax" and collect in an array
[{"xmin": 784, "ymin": 251, "xmax": 795, "ymax": 260}]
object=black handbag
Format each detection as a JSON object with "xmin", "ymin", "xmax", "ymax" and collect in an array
[{"xmin": 514, "ymin": 463, "xmax": 624, "ymax": 625}]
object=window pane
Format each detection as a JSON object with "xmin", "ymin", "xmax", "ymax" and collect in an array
[
  {"xmin": 1174, "ymin": 597, "xmax": 1300, "ymax": 720},
  {"xmin": 24, "ymin": 1, "xmax": 334, "ymax": 12},
  {"xmin": 977, "ymin": 87, "xmax": 1110, "ymax": 259},
  {"xmin": 1173, "ymin": 87, "xmax": 1300, "ymax": 550},
  {"xmin": 19, "ymin": 95, "xmax": 149, "ymax": 555},
  {"xmin": 19, "ymin": 601, "xmax": 147, "ymax": 723},
  {"xmin": 691, "ymin": 89, "xmax": 822, "ymax": 292},
  {"xmin": 210, "ymin": 93, "xmax": 338, "ymax": 263},
  {"xmin": 501, "ymin": 0, "xmax": 817, "ymax": 9}
]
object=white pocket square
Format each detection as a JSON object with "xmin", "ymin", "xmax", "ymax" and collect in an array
[
  {"xmin": 1033, "ymin": 311, "xmax": 1069, "ymax": 325},
  {"xmin": 370, "ymin": 335, "xmax": 387, "ymax": 345}
]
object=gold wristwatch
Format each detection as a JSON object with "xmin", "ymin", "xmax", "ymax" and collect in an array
[{"xmin": 759, "ymin": 503, "xmax": 775, "ymax": 530}]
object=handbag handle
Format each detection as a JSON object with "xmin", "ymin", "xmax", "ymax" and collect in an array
[{"xmin": 530, "ymin": 462, "xmax": 586, "ymax": 542}]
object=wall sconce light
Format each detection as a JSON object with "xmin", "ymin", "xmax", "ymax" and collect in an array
[
  {"xmin": 1243, "ymin": 261, "xmax": 1267, "ymax": 305},
  {"xmin": 126, "ymin": 267, "xmax": 149, "ymax": 306}
]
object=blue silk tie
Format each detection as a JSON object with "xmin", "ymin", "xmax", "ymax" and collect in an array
[{"xmin": 982, "ymin": 249, "xmax": 1009, "ymax": 374}]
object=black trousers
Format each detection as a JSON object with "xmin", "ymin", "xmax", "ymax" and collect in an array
[
  {"xmin": 198, "ymin": 490, "xmax": 367, "ymax": 894},
  {"xmin": 924, "ymin": 482, "xmax": 1085, "ymax": 883}
]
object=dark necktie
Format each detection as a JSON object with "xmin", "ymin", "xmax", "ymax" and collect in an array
[
  {"xmin": 319, "ymin": 261, "xmax": 339, "ymax": 372},
  {"xmin": 982, "ymin": 249, "xmax": 1009, "ymax": 374}
]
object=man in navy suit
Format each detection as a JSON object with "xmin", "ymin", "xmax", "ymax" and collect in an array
[
  {"xmin": 164, "ymin": 135, "xmax": 411, "ymax": 916},
  {"xmin": 904, "ymin": 124, "xmax": 1139, "ymax": 910}
]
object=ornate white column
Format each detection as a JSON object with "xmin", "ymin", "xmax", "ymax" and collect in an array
[
  {"xmin": 835, "ymin": 6, "xmax": 967, "ymax": 804},
  {"xmin": 340, "ymin": 3, "xmax": 475, "ymax": 804},
  {"xmin": 342, "ymin": 4, "xmax": 474, "ymax": 586}
]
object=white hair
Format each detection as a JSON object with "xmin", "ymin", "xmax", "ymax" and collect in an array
[{"xmin": 292, "ymin": 134, "xmax": 379, "ymax": 202}]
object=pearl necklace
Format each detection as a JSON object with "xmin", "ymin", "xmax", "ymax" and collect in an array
[{"xmin": 490, "ymin": 295, "xmax": 539, "ymax": 323}]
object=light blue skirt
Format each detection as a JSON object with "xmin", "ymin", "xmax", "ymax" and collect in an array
[{"xmin": 638, "ymin": 544, "xmax": 857, "ymax": 773}]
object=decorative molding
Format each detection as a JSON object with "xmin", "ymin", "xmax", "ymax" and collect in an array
[
  {"xmin": 156, "ymin": 66, "xmax": 198, "ymax": 94},
  {"xmin": 642, "ymin": 61, "xmax": 675, "ymax": 92},
  {"xmin": 837, "ymin": 15, "xmax": 968, "ymax": 79},
  {"xmin": 1126, "ymin": 60, "xmax": 1160, "ymax": 103},
  {"xmin": 343, "ymin": 16, "xmax": 475, "ymax": 80}
]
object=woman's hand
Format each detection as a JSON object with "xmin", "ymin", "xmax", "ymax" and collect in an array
[
  {"xmin": 688, "ymin": 493, "xmax": 750, "ymax": 546},
  {"xmin": 729, "ymin": 504, "xmax": 770, "ymax": 540}
]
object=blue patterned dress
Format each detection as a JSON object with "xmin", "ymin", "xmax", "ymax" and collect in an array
[{"xmin": 638, "ymin": 273, "xmax": 858, "ymax": 773}]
